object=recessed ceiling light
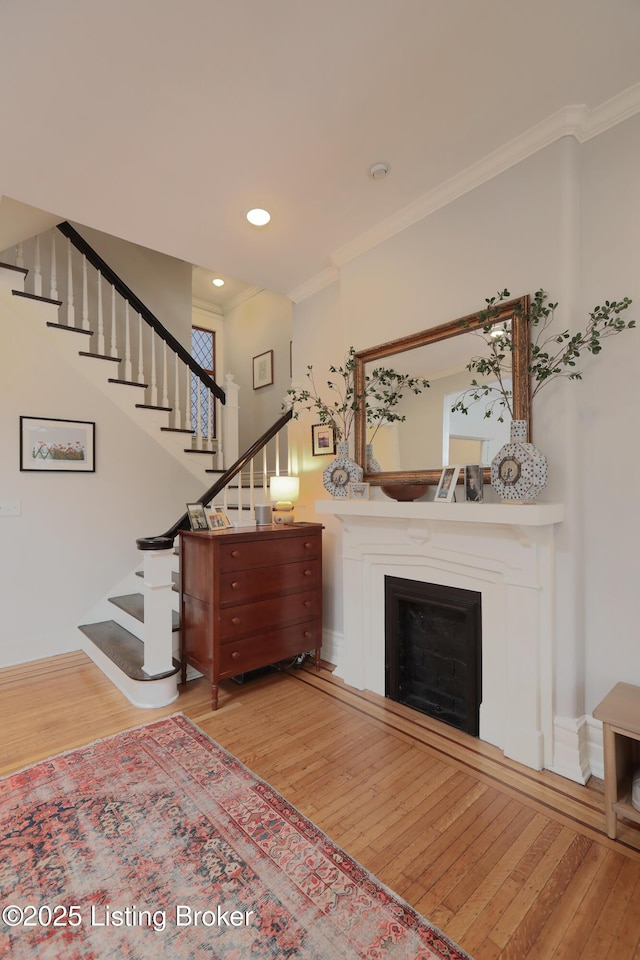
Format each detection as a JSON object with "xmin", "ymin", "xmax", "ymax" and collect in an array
[
  {"xmin": 212, "ymin": 278, "xmax": 225, "ymax": 287},
  {"xmin": 369, "ymin": 162, "xmax": 389, "ymax": 179},
  {"xmin": 246, "ymin": 208, "xmax": 271, "ymax": 226}
]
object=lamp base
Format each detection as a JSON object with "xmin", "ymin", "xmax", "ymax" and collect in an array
[{"xmin": 273, "ymin": 502, "xmax": 295, "ymax": 524}]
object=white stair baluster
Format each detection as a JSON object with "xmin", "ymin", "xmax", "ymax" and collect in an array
[
  {"xmin": 275, "ymin": 434, "xmax": 280, "ymax": 477},
  {"xmin": 149, "ymin": 330, "xmax": 158, "ymax": 405},
  {"xmin": 262, "ymin": 447, "xmax": 268, "ymax": 500},
  {"xmin": 184, "ymin": 368, "xmax": 192, "ymax": 433},
  {"xmin": 173, "ymin": 353, "xmax": 181, "ymax": 428},
  {"xmin": 207, "ymin": 390, "xmax": 214, "ymax": 448},
  {"xmin": 34, "ymin": 236, "xmax": 42, "ymax": 296},
  {"xmin": 16, "ymin": 243, "xmax": 24, "ymax": 269},
  {"xmin": 195, "ymin": 378, "xmax": 202, "ymax": 447},
  {"xmin": 249, "ymin": 459, "xmax": 255, "ymax": 513},
  {"xmin": 50, "ymin": 232, "xmax": 58, "ymax": 301},
  {"xmin": 66, "ymin": 238, "xmax": 75, "ymax": 328},
  {"xmin": 137, "ymin": 313, "xmax": 144, "ymax": 384},
  {"xmin": 161, "ymin": 340, "xmax": 169, "ymax": 407},
  {"xmin": 82, "ymin": 255, "xmax": 90, "ymax": 331},
  {"xmin": 109, "ymin": 286, "xmax": 118, "ymax": 358},
  {"xmin": 96, "ymin": 271, "xmax": 105, "ymax": 355},
  {"xmin": 124, "ymin": 302, "xmax": 132, "ymax": 381}
]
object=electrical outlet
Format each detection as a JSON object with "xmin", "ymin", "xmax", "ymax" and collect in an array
[{"xmin": 0, "ymin": 501, "xmax": 21, "ymax": 517}]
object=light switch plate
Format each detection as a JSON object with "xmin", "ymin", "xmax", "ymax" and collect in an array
[{"xmin": 0, "ymin": 501, "xmax": 21, "ymax": 517}]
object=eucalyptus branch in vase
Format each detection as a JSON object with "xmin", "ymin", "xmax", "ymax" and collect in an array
[
  {"xmin": 365, "ymin": 366, "xmax": 430, "ymax": 443},
  {"xmin": 285, "ymin": 346, "xmax": 362, "ymax": 444}
]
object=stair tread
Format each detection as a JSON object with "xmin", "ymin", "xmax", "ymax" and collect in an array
[
  {"xmin": 108, "ymin": 378, "xmax": 147, "ymax": 388},
  {"xmin": 14, "ymin": 290, "xmax": 63, "ymax": 306},
  {"xmin": 46, "ymin": 321, "xmax": 92, "ymax": 334},
  {"xmin": 109, "ymin": 593, "xmax": 179, "ymax": 629},
  {"xmin": 0, "ymin": 261, "xmax": 28, "ymax": 275},
  {"xmin": 78, "ymin": 620, "xmax": 179, "ymax": 681},
  {"xmin": 161, "ymin": 427, "xmax": 195, "ymax": 434},
  {"xmin": 183, "ymin": 447, "xmax": 216, "ymax": 455},
  {"xmin": 79, "ymin": 351, "xmax": 121, "ymax": 362},
  {"xmin": 135, "ymin": 403, "xmax": 173, "ymax": 412}
]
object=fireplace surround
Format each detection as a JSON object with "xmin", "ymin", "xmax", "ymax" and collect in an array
[{"xmin": 316, "ymin": 499, "xmax": 564, "ymax": 771}]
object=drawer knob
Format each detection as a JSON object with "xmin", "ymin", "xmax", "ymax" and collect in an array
[
  {"xmin": 231, "ymin": 581, "xmax": 240, "ymax": 590},
  {"xmin": 231, "ymin": 617, "xmax": 241, "ymax": 625},
  {"xmin": 231, "ymin": 550, "xmax": 240, "ymax": 558},
  {"xmin": 231, "ymin": 651, "xmax": 241, "ymax": 661},
  {"xmin": 304, "ymin": 631, "xmax": 312, "ymax": 639},
  {"xmin": 303, "ymin": 600, "xmax": 312, "ymax": 608},
  {"xmin": 303, "ymin": 569, "xmax": 312, "ymax": 577},
  {"xmin": 304, "ymin": 542, "xmax": 312, "ymax": 549}
]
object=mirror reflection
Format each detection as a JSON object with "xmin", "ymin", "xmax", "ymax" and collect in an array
[{"xmin": 354, "ymin": 297, "xmax": 530, "ymax": 485}]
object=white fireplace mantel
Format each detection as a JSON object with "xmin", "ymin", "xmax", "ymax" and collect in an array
[{"xmin": 316, "ymin": 498, "xmax": 565, "ymax": 772}]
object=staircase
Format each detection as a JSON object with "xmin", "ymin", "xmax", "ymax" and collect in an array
[{"xmin": 1, "ymin": 227, "xmax": 295, "ymax": 709}]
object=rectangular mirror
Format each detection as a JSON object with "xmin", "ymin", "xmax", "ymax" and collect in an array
[{"xmin": 354, "ymin": 296, "xmax": 531, "ymax": 485}]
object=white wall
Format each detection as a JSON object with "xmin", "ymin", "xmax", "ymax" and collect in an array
[
  {"xmin": 222, "ymin": 289, "xmax": 292, "ymax": 453},
  {"xmin": 292, "ymin": 125, "xmax": 640, "ymax": 726},
  {"xmin": 0, "ymin": 287, "xmax": 205, "ymax": 667}
]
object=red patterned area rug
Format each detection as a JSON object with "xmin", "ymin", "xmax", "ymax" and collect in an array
[{"xmin": 0, "ymin": 715, "xmax": 472, "ymax": 959}]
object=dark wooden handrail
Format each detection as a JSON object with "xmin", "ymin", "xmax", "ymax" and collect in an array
[
  {"xmin": 136, "ymin": 408, "xmax": 294, "ymax": 550},
  {"xmin": 56, "ymin": 221, "xmax": 225, "ymax": 403}
]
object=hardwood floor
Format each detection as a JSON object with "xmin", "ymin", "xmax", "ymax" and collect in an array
[{"xmin": 2, "ymin": 651, "xmax": 640, "ymax": 959}]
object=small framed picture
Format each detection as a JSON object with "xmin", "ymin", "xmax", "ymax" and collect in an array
[
  {"xmin": 253, "ymin": 350, "xmax": 274, "ymax": 390},
  {"xmin": 464, "ymin": 464, "xmax": 484, "ymax": 502},
  {"xmin": 205, "ymin": 506, "xmax": 232, "ymax": 530},
  {"xmin": 311, "ymin": 423, "xmax": 336, "ymax": 456},
  {"xmin": 435, "ymin": 465, "xmax": 461, "ymax": 502},
  {"xmin": 186, "ymin": 502, "xmax": 208, "ymax": 530},
  {"xmin": 349, "ymin": 482, "xmax": 370, "ymax": 500},
  {"xmin": 20, "ymin": 416, "xmax": 95, "ymax": 473}
]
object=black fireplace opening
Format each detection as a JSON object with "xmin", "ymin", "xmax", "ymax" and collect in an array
[{"xmin": 385, "ymin": 576, "xmax": 482, "ymax": 735}]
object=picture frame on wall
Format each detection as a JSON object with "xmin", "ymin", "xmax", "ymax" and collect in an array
[
  {"xmin": 253, "ymin": 350, "xmax": 274, "ymax": 390},
  {"xmin": 464, "ymin": 464, "xmax": 484, "ymax": 502},
  {"xmin": 311, "ymin": 423, "xmax": 337, "ymax": 456},
  {"xmin": 20, "ymin": 416, "xmax": 96, "ymax": 473},
  {"xmin": 435, "ymin": 465, "xmax": 461, "ymax": 502},
  {"xmin": 186, "ymin": 502, "xmax": 208, "ymax": 530}
]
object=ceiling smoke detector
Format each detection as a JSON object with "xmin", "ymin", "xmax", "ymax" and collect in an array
[{"xmin": 369, "ymin": 162, "xmax": 389, "ymax": 179}]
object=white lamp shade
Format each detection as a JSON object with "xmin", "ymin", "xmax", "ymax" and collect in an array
[{"xmin": 270, "ymin": 475, "xmax": 300, "ymax": 503}]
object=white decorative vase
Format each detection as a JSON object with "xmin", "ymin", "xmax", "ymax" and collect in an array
[
  {"xmin": 366, "ymin": 442, "xmax": 381, "ymax": 474},
  {"xmin": 491, "ymin": 420, "xmax": 548, "ymax": 503},
  {"xmin": 322, "ymin": 440, "xmax": 363, "ymax": 499}
]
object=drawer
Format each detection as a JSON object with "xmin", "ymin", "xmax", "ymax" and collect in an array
[
  {"xmin": 219, "ymin": 532, "xmax": 321, "ymax": 572},
  {"xmin": 219, "ymin": 589, "xmax": 320, "ymax": 641},
  {"xmin": 219, "ymin": 620, "xmax": 320, "ymax": 677},
  {"xmin": 220, "ymin": 559, "xmax": 320, "ymax": 605}
]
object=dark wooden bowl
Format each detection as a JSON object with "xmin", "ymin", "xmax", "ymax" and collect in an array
[{"xmin": 381, "ymin": 484, "xmax": 429, "ymax": 502}]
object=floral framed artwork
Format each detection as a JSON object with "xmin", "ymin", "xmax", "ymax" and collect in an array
[
  {"xmin": 186, "ymin": 503, "xmax": 208, "ymax": 530},
  {"xmin": 348, "ymin": 482, "xmax": 370, "ymax": 500},
  {"xmin": 435, "ymin": 465, "xmax": 461, "ymax": 502},
  {"xmin": 205, "ymin": 507, "xmax": 232, "ymax": 530},
  {"xmin": 20, "ymin": 416, "xmax": 95, "ymax": 472},
  {"xmin": 311, "ymin": 423, "xmax": 336, "ymax": 456},
  {"xmin": 253, "ymin": 350, "xmax": 274, "ymax": 390}
]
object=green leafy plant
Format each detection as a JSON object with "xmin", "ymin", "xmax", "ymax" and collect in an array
[
  {"xmin": 285, "ymin": 346, "xmax": 430, "ymax": 442},
  {"xmin": 451, "ymin": 288, "xmax": 634, "ymax": 421}
]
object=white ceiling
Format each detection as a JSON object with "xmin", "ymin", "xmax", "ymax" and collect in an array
[{"xmin": 1, "ymin": 0, "xmax": 640, "ymax": 302}]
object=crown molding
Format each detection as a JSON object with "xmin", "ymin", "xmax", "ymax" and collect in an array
[
  {"xmin": 192, "ymin": 297, "xmax": 223, "ymax": 320},
  {"xmin": 224, "ymin": 284, "xmax": 263, "ymax": 313},
  {"xmin": 287, "ymin": 266, "xmax": 339, "ymax": 304},
  {"xmin": 290, "ymin": 83, "xmax": 640, "ymax": 305}
]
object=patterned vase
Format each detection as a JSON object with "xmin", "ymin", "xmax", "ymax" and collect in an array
[
  {"xmin": 366, "ymin": 442, "xmax": 381, "ymax": 474},
  {"xmin": 490, "ymin": 420, "xmax": 548, "ymax": 503},
  {"xmin": 322, "ymin": 440, "xmax": 364, "ymax": 499}
]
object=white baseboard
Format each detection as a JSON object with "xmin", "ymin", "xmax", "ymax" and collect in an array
[
  {"xmin": 320, "ymin": 628, "xmax": 342, "ymax": 668},
  {"xmin": 585, "ymin": 715, "xmax": 604, "ymax": 780},
  {"xmin": 548, "ymin": 714, "xmax": 591, "ymax": 784}
]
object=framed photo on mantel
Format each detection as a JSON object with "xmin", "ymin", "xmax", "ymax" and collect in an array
[{"xmin": 435, "ymin": 465, "xmax": 461, "ymax": 502}]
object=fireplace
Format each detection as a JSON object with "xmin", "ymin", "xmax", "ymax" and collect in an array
[{"xmin": 385, "ymin": 576, "xmax": 482, "ymax": 735}]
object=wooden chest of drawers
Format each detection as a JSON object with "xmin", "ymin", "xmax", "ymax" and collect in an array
[{"xmin": 179, "ymin": 523, "xmax": 323, "ymax": 709}]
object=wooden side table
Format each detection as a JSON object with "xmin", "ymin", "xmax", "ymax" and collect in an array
[{"xmin": 593, "ymin": 682, "xmax": 640, "ymax": 839}]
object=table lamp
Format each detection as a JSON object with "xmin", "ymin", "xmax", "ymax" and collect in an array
[{"xmin": 269, "ymin": 475, "xmax": 300, "ymax": 524}]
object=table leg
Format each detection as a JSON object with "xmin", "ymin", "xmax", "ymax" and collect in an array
[{"xmin": 602, "ymin": 723, "xmax": 618, "ymax": 839}]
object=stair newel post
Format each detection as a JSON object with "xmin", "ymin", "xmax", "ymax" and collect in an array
[
  {"xmin": 50, "ymin": 231, "xmax": 58, "ymax": 301},
  {"xmin": 136, "ymin": 312, "xmax": 144, "ymax": 384},
  {"xmin": 149, "ymin": 329, "xmax": 158, "ymax": 405},
  {"xmin": 96, "ymin": 270, "xmax": 105, "ymax": 355},
  {"xmin": 124, "ymin": 301, "xmax": 132, "ymax": 381},
  {"xmin": 161, "ymin": 340, "xmax": 169, "ymax": 408},
  {"xmin": 82, "ymin": 255, "xmax": 90, "ymax": 330},
  {"xmin": 16, "ymin": 242, "xmax": 24, "ymax": 269},
  {"xmin": 221, "ymin": 372, "xmax": 240, "ymax": 468},
  {"xmin": 66, "ymin": 237, "xmax": 75, "ymax": 329},
  {"xmin": 34, "ymin": 235, "xmax": 42, "ymax": 297},
  {"xmin": 139, "ymin": 544, "xmax": 175, "ymax": 677},
  {"xmin": 109, "ymin": 285, "xmax": 118, "ymax": 358},
  {"xmin": 173, "ymin": 352, "xmax": 181, "ymax": 429}
]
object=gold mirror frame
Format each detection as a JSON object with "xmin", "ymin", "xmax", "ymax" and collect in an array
[{"xmin": 354, "ymin": 296, "xmax": 531, "ymax": 486}]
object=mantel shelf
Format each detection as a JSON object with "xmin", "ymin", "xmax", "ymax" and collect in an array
[{"xmin": 315, "ymin": 499, "xmax": 564, "ymax": 527}]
